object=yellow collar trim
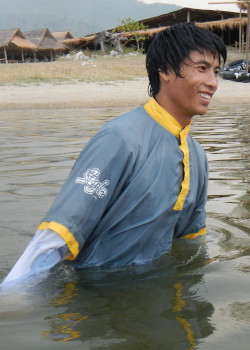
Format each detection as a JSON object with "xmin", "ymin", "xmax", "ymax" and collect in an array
[
  {"xmin": 144, "ymin": 97, "xmax": 191, "ymax": 140},
  {"xmin": 144, "ymin": 97, "xmax": 190, "ymax": 211}
]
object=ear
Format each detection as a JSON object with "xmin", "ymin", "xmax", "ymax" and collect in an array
[{"xmin": 159, "ymin": 71, "xmax": 171, "ymax": 83}]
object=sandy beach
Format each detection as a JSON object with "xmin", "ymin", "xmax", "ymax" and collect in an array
[{"xmin": 0, "ymin": 77, "xmax": 249, "ymax": 110}]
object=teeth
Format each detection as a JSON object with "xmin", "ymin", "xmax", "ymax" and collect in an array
[{"xmin": 199, "ymin": 93, "xmax": 211, "ymax": 100}]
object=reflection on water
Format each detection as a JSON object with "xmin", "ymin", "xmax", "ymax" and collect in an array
[{"xmin": 0, "ymin": 105, "xmax": 249, "ymax": 349}]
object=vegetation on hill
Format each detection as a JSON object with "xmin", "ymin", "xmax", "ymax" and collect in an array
[{"xmin": 0, "ymin": 0, "xmax": 180, "ymax": 36}]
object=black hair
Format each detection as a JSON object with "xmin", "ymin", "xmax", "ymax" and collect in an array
[{"xmin": 146, "ymin": 22, "xmax": 227, "ymax": 97}]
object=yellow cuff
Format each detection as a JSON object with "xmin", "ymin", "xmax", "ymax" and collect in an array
[
  {"xmin": 182, "ymin": 227, "xmax": 206, "ymax": 240},
  {"xmin": 38, "ymin": 221, "xmax": 79, "ymax": 260}
]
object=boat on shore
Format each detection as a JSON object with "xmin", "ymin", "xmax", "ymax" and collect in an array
[{"xmin": 220, "ymin": 59, "xmax": 250, "ymax": 82}]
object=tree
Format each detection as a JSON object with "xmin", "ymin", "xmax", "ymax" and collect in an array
[{"xmin": 115, "ymin": 17, "xmax": 148, "ymax": 51}]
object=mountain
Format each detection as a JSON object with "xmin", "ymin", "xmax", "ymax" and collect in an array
[{"xmin": 0, "ymin": 0, "xmax": 181, "ymax": 37}]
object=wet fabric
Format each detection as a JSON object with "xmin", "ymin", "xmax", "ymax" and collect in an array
[
  {"xmin": 39, "ymin": 98, "xmax": 208, "ymax": 267},
  {"xmin": 1, "ymin": 229, "xmax": 68, "ymax": 286}
]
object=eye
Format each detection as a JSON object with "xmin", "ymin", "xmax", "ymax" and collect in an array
[{"xmin": 196, "ymin": 65, "xmax": 206, "ymax": 71}]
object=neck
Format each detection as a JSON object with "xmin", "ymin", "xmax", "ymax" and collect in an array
[{"xmin": 155, "ymin": 94, "xmax": 192, "ymax": 128}]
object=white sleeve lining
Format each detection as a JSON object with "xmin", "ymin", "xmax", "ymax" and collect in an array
[{"xmin": 2, "ymin": 229, "xmax": 69, "ymax": 285}]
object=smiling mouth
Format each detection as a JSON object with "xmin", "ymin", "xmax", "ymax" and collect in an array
[{"xmin": 199, "ymin": 93, "xmax": 212, "ymax": 101}]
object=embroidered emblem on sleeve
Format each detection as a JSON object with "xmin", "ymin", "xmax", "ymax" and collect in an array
[{"xmin": 75, "ymin": 168, "xmax": 110, "ymax": 198}]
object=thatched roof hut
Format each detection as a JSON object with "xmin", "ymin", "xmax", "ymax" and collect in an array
[
  {"xmin": 63, "ymin": 28, "xmax": 169, "ymax": 50},
  {"xmin": 196, "ymin": 16, "xmax": 249, "ymax": 49},
  {"xmin": 139, "ymin": 7, "xmax": 243, "ymax": 28},
  {"xmin": 52, "ymin": 31, "xmax": 73, "ymax": 42},
  {"xmin": 24, "ymin": 28, "xmax": 69, "ymax": 60},
  {"xmin": 123, "ymin": 18, "xmax": 249, "ymax": 48},
  {"xmin": 122, "ymin": 27, "xmax": 167, "ymax": 39},
  {"xmin": 63, "ymin": 35, "xmax": 96, "ymax": 49},
  {"xmin": 0, "ymin": 29, "xmax": 36, "ymax": 50},
  {"xmin": 24, "ymin": 28, "xmax": 68, "ymax": 50},
  {"xmin": 122, "ymin": 17, "xmax": 249, "ymax": 38},
  {"xmin": 65, "ymin": 7, "xmax": 246, "ymax": 51},
  {"xmin": 0, "ymin": 28, "xmax": 37, "ymax": 63},
  {"xmin": 137, "ymin": 7, "xmax": 248, "ymax": 48},
  {"xmin": 196, "ymin": 17, "xmax": 248, "ymax": 30}
]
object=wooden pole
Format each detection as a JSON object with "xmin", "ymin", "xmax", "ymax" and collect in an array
[
  {"xmin": 239, "ymin": 6, "xmax": 242, "ymax": 52},
  {"xmin": 4, "ymin": 46, "xmax": 8, "ymax": 64},
  {"xmin": 246, "ymin": 4, "xmax": 250, "ymax": 74},
  {"xmin": 209, "ymin": 1, "xmax": 249, "ymax": 4},
  {"xmin": 242, "ymin": 24, "xmax": 245, "ymax": 50}
]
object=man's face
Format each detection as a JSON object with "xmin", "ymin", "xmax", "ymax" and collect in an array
[{"xmin": 157, "ymin": 49, "xmax": 220, "ymax": 127}]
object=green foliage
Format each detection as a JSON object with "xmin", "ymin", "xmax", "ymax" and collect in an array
[
  {"xmin": 116, "ymin": 17, "xmax": 148, "ymax": 33},
  {"xmin": 115, "ymin": 17, "xmax": 148, "ymax": 50}
]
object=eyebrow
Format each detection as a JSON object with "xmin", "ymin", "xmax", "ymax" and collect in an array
[{"xmin": 191, "ymin": 60, "xmax": 220, "ymax": 70}]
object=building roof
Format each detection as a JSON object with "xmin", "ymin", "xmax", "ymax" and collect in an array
[
  {"xmin": 197, "ymin": 16, "xmax": 248, "ymax": 30},
  {"xmin": 52, "ymin": 31, "xmax": 74, "ymax": 41},
  {"xmin": 24, "ymin": 28, "xmax": 68, "ymax": 50},
  {"xmin": 63, "ymin": 7, "xmax": 248, "ymax": 49},
  {"xmin": 123, "ymin": 15, "xmax": 249, "ymax": 38},
  {"xmin": 63, "ymin": 35, "xmax": 96, "ymax": 47},
  {"xmin": 139, "ymin": 7, "xmax": 244, "ymax": 28},
  {"xmin": 0, "ymin": 28, "xmax": 37, "ymax": 50},
  {"xmin": 122, "ymin": 27, "xmax": 167, "ymax": 39}
]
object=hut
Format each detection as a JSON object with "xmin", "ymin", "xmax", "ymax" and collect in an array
[
  {"xmin": 63, "ymin": 35, "xmax": 96, "ymax": 50},
  {"xmin": 138, "ymin": 7, "xmax": 247, "ymax": 49},
  {"xmin": 122, "ymin": 17, "xmax": 249, "ymax": 48},
  {"xmin": 52, "ymin": 31, "xmax": 74, "ymax": 42},
  {"xmin": 64, "ymin": 7, "xmax": 246, "ymax": 52},
  {"xmin": 196, "ymin": 17, "xmax": 249, "ymax": 49},
  {"xmin": 0, "ymin": 28, "xmax": 37, "ymax": 63},
  {"xmin": 120, "ymin": 27, "xmax": 167, "ymax": 41},
  {"xmin": 122, "ymin": 8, "xmax": 248, "ymax": 49},
  {"xmin": 139, "ymin": 7, "xmax": 243, "ymax": 28},
  {"xmin": 24, "ymin": 28, "xmax": 69, "ymax": 61}
]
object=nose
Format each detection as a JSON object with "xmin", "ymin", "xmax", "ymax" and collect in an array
[{"xmin": 206, "ymin": 70, "xmax": 218, "ymax": 90}]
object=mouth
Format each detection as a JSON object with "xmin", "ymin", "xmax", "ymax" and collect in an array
[{"xmin": 198, "ymin": 92, "xmax": 212, "ymax": 102}]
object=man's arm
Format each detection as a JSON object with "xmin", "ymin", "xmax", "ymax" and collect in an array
[
  {"xmin": 1, "ymin": 118, "xmax": 134, "ymax": 287},
  {"xmin": 1, "ymin": 229, "xmax": 69, "ymax": 288},
  {"xmin": 175, "ymin": 149, "xmax": 209, "ymax": 240}
]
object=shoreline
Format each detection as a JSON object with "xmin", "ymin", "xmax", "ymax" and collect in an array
[{"xmin": 0, "ymin": 77, "xmax": 250, "ymax": 110}]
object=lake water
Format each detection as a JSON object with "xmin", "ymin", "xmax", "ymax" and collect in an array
[{"xmin": 0, "ymin": 105, "xmax": 249, "ymax": 349}]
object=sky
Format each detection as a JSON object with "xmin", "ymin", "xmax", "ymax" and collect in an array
[{"xmin": 141, "ymin": 0, "xmax": 239, "ymax": 12}]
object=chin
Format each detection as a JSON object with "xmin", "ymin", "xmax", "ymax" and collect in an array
[{"xmin": 195, "ymin": 106, "xmax": 209, "ymax": 116}]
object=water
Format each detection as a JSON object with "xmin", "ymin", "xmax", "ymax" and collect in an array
[{"xmin": 0, "ymin": 105, "xmax": 249, "ymax": 349}]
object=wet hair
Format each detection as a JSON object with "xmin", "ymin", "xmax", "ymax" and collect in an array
[{"xmin": 146, "ymin": 22, "xmax": 227, "ymax": 97}]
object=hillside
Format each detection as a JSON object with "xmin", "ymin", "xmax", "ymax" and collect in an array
[{"xmin": 0, "ymin": 0, "xmax": 180, "ymax": 36}]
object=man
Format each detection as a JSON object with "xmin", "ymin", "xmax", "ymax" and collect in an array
[{"xmin": 2, "ymin": 23, "xmax": 227, "ymax": 285}]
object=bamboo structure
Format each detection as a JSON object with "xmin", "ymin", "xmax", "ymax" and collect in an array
[
  {"xmin": 65, "ymin": 8, "xmax": 241, "ymax": 50},
  {"xmin": 63, "ymin": 35, "xmax": 96, "ymax": 48},
  {"xmin": 196, "ymin": 16, "xmax": 248, "ymax": 29},
  {"xmin": 0, "ymin": 29, "xmax": 37, "ymax": 63},
  {"xmin": 52, "ymin": 31, "xmax": 73, "ymax": 42},
  {"xmin": 24, "ymin": 29, "xmax": 69, "ymax": 61},
  {"xmin": 237, "ymin": 0, "xmax": 248, "ymax": 51}
]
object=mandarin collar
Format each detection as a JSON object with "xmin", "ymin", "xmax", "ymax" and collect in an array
[{"xmin": 144, "ymin": 97, "xmax": 191, "ymax": 141}]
